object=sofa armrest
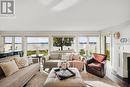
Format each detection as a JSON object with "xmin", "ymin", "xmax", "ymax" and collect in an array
[
  {"xmin": 42, "ymin": 55, "xmax": 50, "ymax": 64},
  {"xmin": 86, "ymin": 58, "xmax": 95, "ymax": 64},
  {"xmin": 100, "ymin": 60, "xmax": 106, "ymax": 67},
  {"xmin": 44, "ymin": 55, "xmax": 50, "ymax": 61}
]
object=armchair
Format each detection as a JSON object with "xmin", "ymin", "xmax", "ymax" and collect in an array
[
  {"xmin": 68, "ymin": 54, "xmax": 84, "ymax": 71},
  {"xmin": 86, "ymin": 53, "xmax": 107, "ymax": 78},
  {"xmin": 42, "ymin": 53, "xmax": 62, "ymax": 70}
]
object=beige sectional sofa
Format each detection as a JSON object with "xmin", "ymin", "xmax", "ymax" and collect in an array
[{"xmin": 0, "ymin": 57, "xmax": 39, "ymax": 87}]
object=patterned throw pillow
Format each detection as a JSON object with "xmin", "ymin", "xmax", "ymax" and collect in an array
[
  {"xmin": 14, "ymin": 57, "xmax": 29, "ymax": 69},
  {"xmin": 0, "ymin": 60, "xmax": 19, "ymax": 76},
  {"xmin": 93, "ymin": 53, "xmax": 106, "ymax": 63}
]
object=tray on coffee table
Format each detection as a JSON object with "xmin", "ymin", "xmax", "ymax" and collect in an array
[{"xmin": 54, "ymin": 68, "xmax": 76, "ymax": 80}]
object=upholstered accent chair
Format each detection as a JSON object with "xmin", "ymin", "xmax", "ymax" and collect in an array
[
  {"xmin": 86, "ymin": 53, "xmax": 107, "ymax": 78},
  {"xmin": 68, "ymin": 54, "xmax": 84, "ymax": 71},
  {"xmin": 42, "ymin": 53, "xmax": 62, "ymax": 70}
]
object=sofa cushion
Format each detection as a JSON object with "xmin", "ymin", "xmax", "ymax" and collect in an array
[
  {"xmin": 72, "ymin": 54, "xmax": 80, "ymax": 60},
  {"xmin": 88, "ymin": 63, "xmax": 102, "ymax": 71},
  {"xmin": 0, "ymin": 67, "xmax": 4, "ymax": 78},
  {"xmin": 0, "ymin": 60, "xmax": 19, "ymax": 77},
  {"xmin": 93, "ymin": 53, "xmax": 106, "ymax": 63},
  {"xmin": 49, "ymin": 53, "xmax": 59, "ymax": 60},
  {"xmin": 0, "ymin": 63, "xmax": 39, "ymax": 87},
  {"xmin": 68, "ymin": 54, "xmax": 74, "ymax": 60},
  {"xmin": 14, "ymin": 57, "xmax": 29, "ymax": 69},
  {"xmin": 28, "ymin": 58, "xmax": 33, "ymax": 65}
]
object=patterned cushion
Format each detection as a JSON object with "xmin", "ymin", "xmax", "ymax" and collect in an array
[
  {"xmin": 88, "ymin": 63, "xmax": 102, "ymax": 70},
  {"xmin": 0, "ymin": 60, "xmax": 19, "ymax": 76},
  {"xmin": 93, "ymin": 53, "xmax": 106, "ymax": 63},
  {"xmin": 14, "ymin": 57, "xmax": 29, "ymax": 69}
]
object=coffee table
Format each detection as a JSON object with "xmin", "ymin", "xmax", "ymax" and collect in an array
[{"xmin": 44, "ymin": 68, "xmax": 86, "ymax": 87}]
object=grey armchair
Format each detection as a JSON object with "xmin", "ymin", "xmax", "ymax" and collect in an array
[{"xmin": 42, "ymin": 53, "xmax": 62, "ymax": 70}]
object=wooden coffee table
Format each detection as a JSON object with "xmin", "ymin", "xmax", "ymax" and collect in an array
[{"xmin": 44, "ymin": 68, "xmax": 86, "ymax": 87}]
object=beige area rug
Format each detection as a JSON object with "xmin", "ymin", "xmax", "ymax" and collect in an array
[
  {"xmin": 25, "ymin": 71, "xmax": 120, "ymax": 87},
  {"xmin": 81, "ymin": 72, "xmax": 120, "ymax": 87}
]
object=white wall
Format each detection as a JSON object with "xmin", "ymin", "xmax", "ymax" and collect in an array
[{"xmin": 102, "ymin": 21, "xmax": 130, "ymax": 78}]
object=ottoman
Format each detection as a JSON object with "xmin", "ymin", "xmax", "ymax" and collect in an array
[{"xmin": 44, "ymin": 68, "xmax": 86, "ymax": 87}]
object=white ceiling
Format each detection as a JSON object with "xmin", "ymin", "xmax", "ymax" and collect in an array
[{"xmin": 0, "ymin": 0, "xmax": 130, "ymax": 31}]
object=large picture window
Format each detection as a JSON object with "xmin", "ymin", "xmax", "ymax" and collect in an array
[
  {"xmin": 15, "ymin": 37, "xmax": 22, "ymax": 51},
  {"xmin": 105, "ymin": 36, "xmax": 111, "ymax": 60},
  {"xmin": 4, "ymin": 37, "xmax": 23, "ymax": 52},
  {"xmin": 4, "ymin": 37, "xmax": 13, "ymax": 52},
  {"xmin": 27, "ymin": 37, "xmax": 49, "ymax": 56},
  {"xmin": 52, "ymin": 37, "xmax": 74, "ymax": 51},
  {"xmin": 79, "ymin": 36, "xmax": 99, "ymax": 57}
]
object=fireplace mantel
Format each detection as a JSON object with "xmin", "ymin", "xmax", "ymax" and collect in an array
[{"xmin": 117, "ymin": 52, "xmax": 130, "ymax": 78}]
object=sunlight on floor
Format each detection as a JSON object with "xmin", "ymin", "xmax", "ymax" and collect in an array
[{"xmin": 84, "ymin": 81, "xmax": 120, "ymax": 87}]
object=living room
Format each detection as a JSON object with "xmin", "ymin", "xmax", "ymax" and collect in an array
[{"xmin": 0, "ymin": 0, "xmax": 130, "ymax": 87}]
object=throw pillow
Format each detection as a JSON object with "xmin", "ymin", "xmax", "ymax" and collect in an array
[
  {"xmin": 0, "ymin": 60, "xmax": 19, "ymax": 77},
  {"xmin": 68, "ymin": 54, "xmax": 74, "ymax": 61},
  {"xmin": 72, "ymin": 54, "xmax": 80, "ymax": 60},
  {"xmin": 93, "ymin": 53, "xmax": 106, "ymax": 63},
  {"xmin": 28, "ymin": 58, "xmax": 33, "ymax": 65},
  {"xmin": 14, "ymin": 57, "xmax": 29, "ymax": 69}
]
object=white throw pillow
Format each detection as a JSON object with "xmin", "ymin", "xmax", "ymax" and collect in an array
[
  {"xmin": 14, "ymin": 57, "xmax": 29, "ymax": 69},
  {"xmin": 28, "ymin": 58, "xmax": 33, "ymax": 65},
  {"xmin": 0, "ymin": 60, "xmax": 19, "ymax": 77}
]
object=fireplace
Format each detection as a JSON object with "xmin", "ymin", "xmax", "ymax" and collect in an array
[{"xmin": 128, "ymin": 57, "xmax": 130, "ymax": 84}]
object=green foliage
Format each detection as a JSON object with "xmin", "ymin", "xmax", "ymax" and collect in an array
[
  {"xmin": 53, "ymin": 37, "xmax": 62, "ymax": 47},
  {"xmin": 79, "ymin": 49, "xmax": 85, "ymax": 56},
  {"xmin": 53, "ymin": 37, "xmax": 73, "ymax": 50},
  {"xmin": 106, "ymin": 49, "xmax": 110, "ymax": 60},
  {"xmin": 27, "ymin": 50, "xmax": 48, "ymax": 56}
]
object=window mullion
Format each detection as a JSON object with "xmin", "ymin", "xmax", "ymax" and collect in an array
[{"xmin": 12, "ymin": 37, "xmax": 15, "ymax": 51}]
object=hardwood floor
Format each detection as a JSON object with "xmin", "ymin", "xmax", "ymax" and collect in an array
[{"xmin": 106, "ymin": 71, "xmax": 129, "ymax": 87}]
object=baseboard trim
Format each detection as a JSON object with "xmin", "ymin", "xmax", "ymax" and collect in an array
[{"xmin": 111, "ymin": 70, "xmax": 128, "ymax": 83}]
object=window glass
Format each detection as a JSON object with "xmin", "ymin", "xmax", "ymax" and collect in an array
[
  {"xmin": 52, "ymin": 37, "xmax": 74, "ymax": 51},
  {"xmin": 4, "ymin": 37, "xmax": 12, "ymax": 43},
  {"xmin": 79, "ymin": 36, "xmax": 99, "ymax": 57},
  {"xmin": 27, "ymin": 37, "xmax": 49, "ymax": 56},
  {"xmin": 4, "ymin": 37, "xmax": 13, "ymax": 52},
  {"xmin": 27, "ymin": 37, "xmax": 48, "ymax": 44},
  {"xmin": 15, "ymin": 37, "xmax": 22, "ymax": 43},
  {"xmin": 79, "ymin": 37, "xmax": 88, "ymax": 44}
]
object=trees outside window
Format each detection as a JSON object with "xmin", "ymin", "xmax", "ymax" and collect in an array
[
  {"xmin": 53, "ymin": 37, "xmax": 73, "ymax": 50},
  {"xmin": 105, "ymin": 36, "xmax": 111, "ymax": 60}
]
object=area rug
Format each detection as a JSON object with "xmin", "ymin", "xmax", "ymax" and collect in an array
[{"xmin": 81, "ymin": 72, "xmax": 120, "ymax": 87}]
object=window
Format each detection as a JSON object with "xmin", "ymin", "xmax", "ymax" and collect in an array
[
  {"xmin": 88, "ymin": 37, "xmax": 98, "ymax": 56},
  {"xmin": 15, "ymin": 37, "xmax": 22, "ymax": 51},
  {"xmin": 52, "ymin": 37, "xmax": 74, "ymax": 51},
  {"xmin": 27, "ymin": 37, "xmax": 49, "ymax": 56},
  {"xmin": 79, "ymin": 36, "xmax": 99, "ymax": 57},
  {"xmin": 105, "ymin": 36, "xmax": 111, "ymax": 60},
  {"xmin": 4, "ymin": 37, "xmax": 13, "ymax": 52},
  {"xmin": 4, "ymin": 37, "xmax": 23, "ymax": 52}
]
